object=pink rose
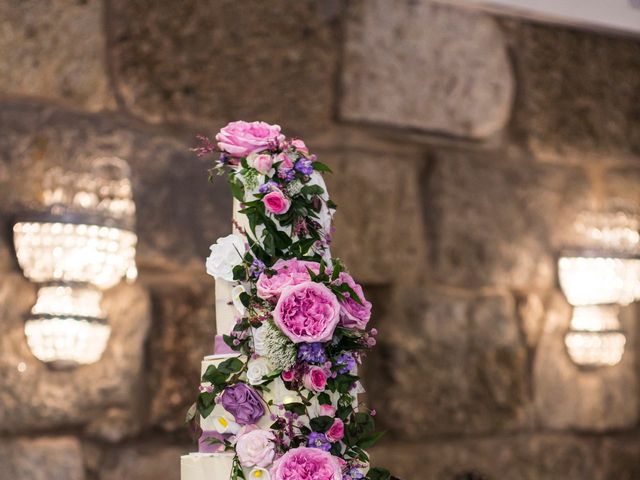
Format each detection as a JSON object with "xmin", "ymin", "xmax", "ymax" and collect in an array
[
  {"xmin": 336, "ymin": 272, "xmax": 371, "ymax": 330},
  {"xmin": 250, "ymin": 153, "xmax": 274, "ymax": 174},
  {"xmin": 303, "ymin": 366, "xmax": 327, "ymax": 392},
  {"xmin": 281, "ymin": 369, "xmax": 295, "ymax": 382},
  {"xmin": 276, "ymin": 152, "xmax": 294, "ymax": 170},
  {"xmin": 236, "ymin": 428, "xmax": 276, "ymax": 468},
  {"xmin": 263, "ymin": 190, "xmax": 291, "ymax": 215},
  {"xmin": 216, "ymin": 121, "xmax": 284, "ymax": 158},
  {"xmin": 256, "ymin": 259, "xmax": 321, "ymax": 300},
  {"xmin": 291, "ymin": 138, "xmax": 309, "ymax": 154},
  {"xmin": 325, "ymin": 418, "xmax": 344, "ymax": 442},
  {"xmin": 271, "ymin": 447, "xmax": 342, "ymax": 480},
  {"xmin": 273, "ymin": 282, "xmax": 340, "ymax": 344},
  {"xmin": 318, "ymin": 404, "xmax": 336, "ymax": 417}
]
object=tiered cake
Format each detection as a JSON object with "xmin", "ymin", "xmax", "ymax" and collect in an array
[{"xmin": 181, "ymin": 121, "xmax": 389, "ymax": 480}]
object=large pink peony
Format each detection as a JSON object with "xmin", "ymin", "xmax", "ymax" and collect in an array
[
  {"xmin": 273, "ymin": 282, "xmax": 340, "ymax": 344},
  {"xmin": 271, "ymin": 447, "xmax": 342, "ymax": 480},
  {"xmin": 257, "ymin": 259, "xmax": 320, "ymax": 301},
  {"xmin": 216, "ymin": 121, "xmax": 285, "ymax": 157},
  {"xmin": 336, "ymin": 272, "xmax": 371, "ymax": 330}
]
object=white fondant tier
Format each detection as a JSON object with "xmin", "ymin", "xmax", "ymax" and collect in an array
[
  {"xmin": 214, "ymin": 279, "xmax": 237, "ymax": 337},
  {"xmin": 181, "ymin": 452, "xmax": 234, "ymax": 480}
]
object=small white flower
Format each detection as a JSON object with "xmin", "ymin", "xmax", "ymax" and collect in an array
[
  {"xmin": 248, "ymin": 467, "xmax": 270, "ymax": 480},
  {"xmin": 213, "ymin": 415, "xmax": 241, "ymax": 435},
  {"xmin": 252, "ymin": 325, "xmax": 269, "ymax": 357},
  {"xmin": 205, "ymin": 234, "xmax": 247, "ymax": 281},
  {"xmin": 246, "ymin": 357, "xmax": 274, "ymax": 385},
  {"xmin": 232, "ymin": 284, "xmax": 247, "ymax": 315}
]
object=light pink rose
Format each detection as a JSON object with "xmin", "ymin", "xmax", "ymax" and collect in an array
[
  {"xmin": 291, "ymin": 139, "xmax": 309, "ymax": 154},
  {"xmin": 236, "ymin": 428, "xmax": 276, "ymax": 468},
  {"xmin": 276, "ymin": 152, "xmax": 294, "ymax": 170},
  {"xmin": 251, "ymin": 154, "xmax": 274, "ymax": 174},
  {"xmin": 336, "ymin": 272, "xmax": 372, "ymax": 330},
  {"xmin": 256, "ymin": 259, "xmax": 321, "ymax": 300},
  {"xmin": 303, "ymin": 366, "xmax": 327, "ymax": 392},
  {"xmin": 318, "ymin": 404, "xmax": 336, "ymax": 417},
  {"xmin": 326, "ymin": 418, "xmax": 344, "ymax": 442},
  {"xmin": 271, "ymin": 447, "xmax": 342, "ymax": 480},
  {"xmin": 263, "ymin": 190, "xmax": 291, "ymax": 215},
  {"xmin": 216, "ymin": 121, "xmax": 284, "ymax": 158},
  {"xmin": 273, "ymin": 282, "xmax": 340, "ymax": 344}
]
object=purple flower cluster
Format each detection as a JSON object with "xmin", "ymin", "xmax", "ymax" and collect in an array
[
  {"xmin": 343, "ymin": 468, "xmax": 365, "ymax": 480},
  {"xmin": 258, "ymin": 180, "xmax": 279, "ymax": 194},
  {"xmin": 307, "ymin": 432, "xmax": 331, "ymax": 451},
  {"xmin": 298, "ymin": 342, "xmax": 327, "ymax": 364},
  {"xmin": 334, "ymin": 353, "xmax": 356, "ymax": 374},
  {"xmin": 249, "ymin": 258, "xmax": 266, "ymax": 279},
  {"xmin": 294, "ymin": 158, "xmax": 314, "ymax": 176}
]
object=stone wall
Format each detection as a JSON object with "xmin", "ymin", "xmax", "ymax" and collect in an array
[{"xmin": 0, "ymin": 1, "xmax": 639, "ymax": 479}]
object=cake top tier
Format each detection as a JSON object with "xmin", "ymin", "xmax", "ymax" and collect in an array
[{"xmin": 197, "ymin": 120, "xmax": 335, "ymax": 262}]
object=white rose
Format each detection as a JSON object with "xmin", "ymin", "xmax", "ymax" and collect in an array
[
  {"xmin": 232, "ymin": 284, "xmax": 247, "ymax": 315},
  {"xmin": 236, "ymin": 429, "xmax": 275, "ymax": 468},
  {"xmin": 246, "ymin": 357, "xmax": 273, "ymax": 385},
  {"xmin": 205, "ymin": 234, "xmax": 247, "ymax": 281},
  {"xmin": 252, "ymin": 325, "xmax": 269, "ymax": 357}
]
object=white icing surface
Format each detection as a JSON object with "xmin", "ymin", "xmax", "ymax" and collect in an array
[{"xmin": 181, "ymin": 452, "xmax": 234, "ymax": 480}]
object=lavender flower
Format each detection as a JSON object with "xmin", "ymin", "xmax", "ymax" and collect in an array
[
  {"xmin": 297, "ymin": 342, "xmax": 327, "ymax": 364},
  {"xmin": 307, "ymin": 432, "xmax": 331, "ymax": 451},
  {"xmin": 278, "ymin": 168, "xmax": 296, "ymax": 183},
  {"xmin": 294, "ymin": 158, "xmax": 314, "ymax": 176},
  {"xmin": 258, "ymin": 181, "xmax": 279, "ymax": 194},
  {"xmin": 334, "ymin": 353, "xmax": 356, "ymax": 374},
  {"xmin": 249, "ymin": 258, "xmax": 266, "ymax": 279}
]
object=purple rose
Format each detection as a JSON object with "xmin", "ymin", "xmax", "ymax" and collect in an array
[
  {"xmin": 220, "ymin": 383, "xmax": 265, "ymax": 425},
  {"xmin": 336, "ymin": 272, "xmax": 371, "ymax": 330},
  {"xmin": 215, "ymin": 121, "xmax": 284, "ymax": 158}
]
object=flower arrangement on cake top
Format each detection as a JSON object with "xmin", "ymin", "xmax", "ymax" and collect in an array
[{"xmin": 189, "ymin": 121, "xmax": 391, "ymax": 480}]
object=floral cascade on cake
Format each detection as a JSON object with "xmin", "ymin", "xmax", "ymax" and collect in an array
[{"xmin": 181, "ymin": 121, "xmax": 391, "ymax": 480}]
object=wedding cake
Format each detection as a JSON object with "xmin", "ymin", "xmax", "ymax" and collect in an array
[{"xmin": 181, "ymin": 121, "xmax": 390, "ymax": 480}]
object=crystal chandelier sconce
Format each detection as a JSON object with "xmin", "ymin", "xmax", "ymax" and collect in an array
[
  {"xmin": 558, "ymin": 208, "xmax": 640, "ymax": 367},
  {"xmin": 13, "ymin": 157, "xmax": 137, "ymax": 369}
]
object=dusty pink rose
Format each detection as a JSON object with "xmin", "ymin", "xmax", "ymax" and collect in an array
[
  {"xmin": 236, "ymin": 428, "xmax": 276, "ymax": 468},
  {"xmin": 271, "ymin": 447, "xmax": 342, "ymax": 480},
  {"xmin": 273, "ymin": 282, "xmax": 340, "ymax": 344},
  {"xmin": 303, "ymin": 366, "xmax": 327, "ymax": 392},
  {"xmin": 291, "ymin": 138, "xmax": 309, "ymax": 154},
  {"xmin": 336, "ymin": 272, "xmax": 372, "ymax": 330},
  {"xmin": 276, "ymin": 152, "xmax": 294, "ymax": 170},
  {"xmin": 325, "ymin": 418, "xmax": 344, "ymax": 442},
  {"xmin": 263, "ymin": 190, "xmax": 291, "ymax": 215},
  {"xmin": 256, "ymin": 259, "xmax": 321, "ymax": 300},
  {"xmin": 318, "ymin": 404, "xmax": 336, "ymax": 417},
  {"xmin": 216, "ymin": 121, "xmax": 284, "ymax": 157},
  {"xmin": 251, "ymin": 153, "xmax": 274, "ymax": 174}
]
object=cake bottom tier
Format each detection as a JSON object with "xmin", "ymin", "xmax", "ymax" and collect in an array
[{"xmin": 181, "ymin": 452, "xmax": 233, "ymax": 480}]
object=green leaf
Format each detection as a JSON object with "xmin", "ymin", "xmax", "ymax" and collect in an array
[
  {"xmin": 185, "ymin": 402, "xmax": 198, "ymax": 424},
  {"xmin": 196, "ymin": 391, "xmax": 216, "ymax": 418},
  {"xmin": 309, "ymin": 415, "xmax": 334, "ymax": 433},
  {"xmin": 300, "ymin": 184, "xmax": 325, "ymax": 196},
  {"xmin": 283, "ymin": 402, "xmax": 307, "ymax": 415},
  {"xmin": 317, "ymin": 392, "xmax": 331, "ymax": 405},
  {"xmin": 357, "ymin": 430, "xmax": 385, "ymax": 449},
  {"xmin": 229, "ymin": 179, "xmax": 245, "ymax": 201},
  {"xmin": 217, "ymin": 357, "xmax": 244, "ymax": 375},
  {"xmin": 312, "ymin": 161, "xmax": 333, "ymax": 173},
  {"xmin": 201, "ymin": 365, "xmax": 228, "ymax": 386},
  {"xmin": 239, "ymin": 292, "xmax": 251, "ymax": 308},
  {"xmin": 368, "ymin": 467, "xmax": 391, "ymax": 480}
]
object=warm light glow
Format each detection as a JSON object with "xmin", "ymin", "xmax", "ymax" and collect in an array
[
  {"xmin": 558, "ymin": 256, "xmax": 640, "ymax": 306},
  {"xmin": 13, "ymin": 222, "xmax": 137, "ymax": 289},
  {"xmin": 13, "ymin": 158, "xmax": 136, "ymax": 368},
  {"xmin": 565, "ymin": 305, "xmax": 626, "ymax": 367}
]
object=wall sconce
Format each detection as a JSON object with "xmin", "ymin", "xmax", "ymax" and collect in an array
[
  {"xmin": 558, "ymin": 208, "xmax": 640, "ymax": 367},
  {"xmin": 12, "ymin": 157, "xmax": 137, "ymax": 369}
]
